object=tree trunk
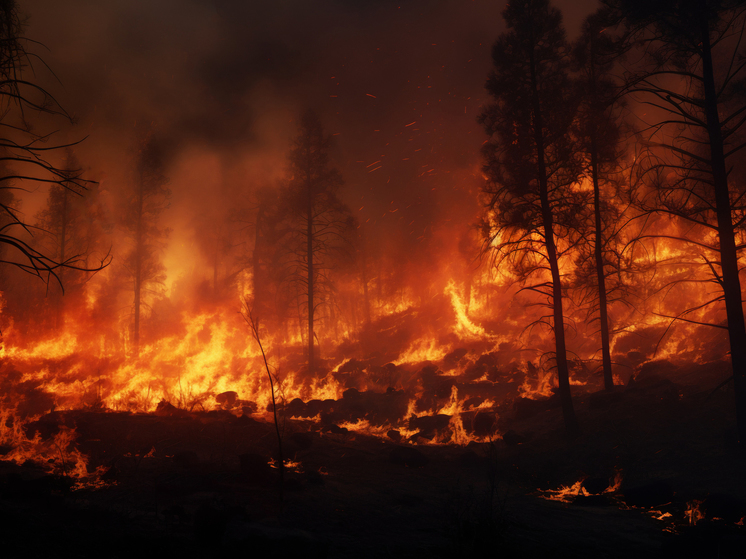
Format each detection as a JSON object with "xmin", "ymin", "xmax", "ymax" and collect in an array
[
  {"xmin": 700, "ymin": 17, "xmax": 746, "ymax": 444},
  {"xmin": 307, "ymin": 167, "xmax": 315, "ymax": 375},
  {"xmin": 591, "ymin": 138, "xmax": 614, "ymax": 391},
  {"xmin": 541, "ymin": 192, "xmax": 580, "ymax": 438},
  {"xmin": 361, "ymin": 245, "xmax": 371, "ymax": 325},
  {"xmin": 133, "ymin": 176, "xmax": 144, "ymax": 357},
  {"xmin": 530, "ymin": 47, "xmax": 579, "ymax": 438},
  {"xmin": 213, "ymin": 233, "xmax": 219, "ymax": 296},
  {"xmin": 56, "ymin": 187, "xmax": 68, "ymax": 330}
]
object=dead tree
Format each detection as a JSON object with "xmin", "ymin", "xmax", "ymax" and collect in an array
[
  {"xmin": 122, "ymin": 133, "xmax": 170, "ymax": 356},
  {"xmin": 0, "ymin": 0, "xmax": 109, "ymax": 284},
  {"xmin": 280, "ymin": 110, "xmax": 355, "ymax": 375},
  {"xmin": 35, "ymin": 152, "xmax": 108, "ymax": 329}
]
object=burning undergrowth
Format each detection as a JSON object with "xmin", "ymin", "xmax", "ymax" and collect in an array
[
  {"xmin": 0, "ymin": 236, "xmax": 735, "ymax": 487},
  {"xmin": 0, "ymin": 287, "xmax": 731, "ymax": 486}
]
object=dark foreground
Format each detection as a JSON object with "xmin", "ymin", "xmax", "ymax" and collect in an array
[{"xmin": 2, "ymin": 360, "xmax": 746, "ymax": 558}]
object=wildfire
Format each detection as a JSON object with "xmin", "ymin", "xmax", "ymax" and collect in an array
[{"xmin": 0, "ymin": 408, "xmax": 96, "ymax": 480}]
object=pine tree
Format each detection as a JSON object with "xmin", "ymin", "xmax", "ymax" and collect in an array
[
  {"xmin": 479, "ymin": 0, "xmax": 582, "ymax": 437},
  {"xmin": 606, "ymin": 0, "xmax": 746, "ymax": 443},
  {"xmin": 281, "ymin": 110, "xmax": 355, "ymax": 375},
  {"xmin": 35, "ymin": 152, "xmax": 108, "ymax": 329},
  {"xmin": 123, "ymin": 133, "xmax": 170, "ymax": 356},
  {"xmin": 572, "ymin": 9, "xmax": 628, "ymax": 391}
]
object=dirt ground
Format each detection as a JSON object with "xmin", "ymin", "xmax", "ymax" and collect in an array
[{"xmin": 2, "ymin": 359, "xmax": 746, "ymax": 558}]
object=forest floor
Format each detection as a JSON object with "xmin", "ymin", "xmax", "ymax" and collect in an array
[{"xmin": 1, "ymin": 359, "xmax": 746, "ymax": 558}]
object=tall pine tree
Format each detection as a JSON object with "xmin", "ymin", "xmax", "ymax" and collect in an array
[
  {"xmin": 281, "ymin": 110, "xmax": 355, "ymax": 375},
  {"xmin": 479, "ymin": 0, "xmax": 582, "ymax": 437}
]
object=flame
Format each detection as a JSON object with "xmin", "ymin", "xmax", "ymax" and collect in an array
[
  {"xmin": 539, "ymin": 480, "xmax": 588, "ymax": 502},
  {"xmin": 393, "ymin": 337, "xmax": 449, "ymax": 365},
  {"xmin": 0, "ymin": 409, "xmax": 93, "ymax": 480},
  {"xmin": 686, "ymin": 499, "xmax": 705, "ymax": 526},
  {"xmin": 269, "ymin": 458, "xmax": 303, "ymax": 473},
  {"xmin": 444, "ymin": 280, "xmax": 488, "ymax": 339}
]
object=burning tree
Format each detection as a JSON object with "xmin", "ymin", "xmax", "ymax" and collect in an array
[
  {"xmin": 0, "ymin": 0, "xmax": 108, "ymax": 284},
  {"xmin": 606, "ymin": 0, "xmax": 746, "ymax": 443},
  {"xmin": 478, "ymin": 0, "xmax": 583, "ymax": 437},
  {"xmin": 122, "ymin": 133, "xmax": 171, "ymax": 356},
  {"xmin": 276, "ymin": 110, "xmax": 355, "ymax": 375}
]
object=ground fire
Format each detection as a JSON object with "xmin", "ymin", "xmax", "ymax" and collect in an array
[{"xmin": 1, "ymin": 0, "xmax": 746, "ymax": 557}]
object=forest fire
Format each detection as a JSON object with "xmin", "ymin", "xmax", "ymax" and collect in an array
[{"xmin": 1, "ymin": 0, "xmax": 746, "ymax": 557}]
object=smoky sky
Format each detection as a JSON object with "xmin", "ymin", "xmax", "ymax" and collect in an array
[{"xmin": 23, "ymin": 0, "xmax": 599, "ymax": 282}]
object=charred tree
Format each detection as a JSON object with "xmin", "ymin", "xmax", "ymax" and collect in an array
[
  {"xmin": 281, "ymin": 111, "xmax": 355, "ymax": 375},
  {"xmin": 195, "ymin": 208, "xmax": 249, "ymax": 299},
  {"xmin": 250, "ymin": 185, "xmax": 296, "ymax": 339},
  {"xmin": 123, "ymin": 134, "xmax": 170, "ymax": 356},
  {"xmin": 479, "ymin": 0, "xmax": 582, "ymax": 437},
  {"xmin": 606, "ymin": 0, "xmax": 746, "ymax": 443},
  {"xmin": 35, "ymin": 152, "xmax": 108, "ymax": 330},
  {"xmin": 572, "ymin": 9, "xmax": 628, "ymax": 391},
  {"xmin": 0, "ymin": 1, "xmax": 109, "ymax": 283}
]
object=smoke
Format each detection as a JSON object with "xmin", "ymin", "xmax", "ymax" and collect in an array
[{"xmin": 0, "ymin": 0, "xmax": 596, "ymax": 348}]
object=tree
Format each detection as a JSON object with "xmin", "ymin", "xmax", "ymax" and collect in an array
[
  {"xmin": 571, "ymin": 9, "xmax": 628, "ymax": 390},
  {"xmin": 193, "ymin": 204, "xmax": 250, "ymax": 299},
  {"xmin": 0, "ymin": 0, "xmax": 108, "ymax": 283},
  {"xmin": 35, "ymin": 151, "xmax": 108, "ymax": 329},
  {"xmin": 606, "ymin": 0, "xmax": 746, "ymax": 443},
  {"xmin": 250, "ymin": 185, "xmax": 294, "ymax": 338},
  {"xmin": 279, "ymin": 110, "xmax": 355, "ymax": 375},
  {"xmin": 479, "ymin": 0, "xmax": 582, "ymax": 437},
  {"xmin": 123, "ymin": 133, "xmax": 170, "ymax": 356}
]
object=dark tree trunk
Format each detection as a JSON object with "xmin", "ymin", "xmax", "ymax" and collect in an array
[
  {"xmin": 700, "ymin": 18, "xmax": 746, "ymax": 444},
  {"xmin": 307, "ymin": 168, "xmax": 315, "ymax": 375},
  {"xmin": 591, "ymin": 138, "xmax": 614, "ymax": 391},
  {"xmin": 361, "ymin": 245, "xmax": 371, "ymax": 325},
  {"xmin": 530, "ymin": 48, "xmax": 580, "ymax": 438}
]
